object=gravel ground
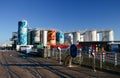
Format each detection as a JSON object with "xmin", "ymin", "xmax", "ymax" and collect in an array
[{"xmin": 0, "ymin": 50, "xmax": 120, "ymax": 78}]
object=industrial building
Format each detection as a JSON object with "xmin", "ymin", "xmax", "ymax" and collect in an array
[
  {"xmin": 11, "ymin": 20, "xmax": 120, "ymax": 53},
  {"xmin": 64, "ymin": 30, "xmax": 114, "ymax": 45}
]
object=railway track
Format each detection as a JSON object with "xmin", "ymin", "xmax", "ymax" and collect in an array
[
  {"xmin": 16, "ymin": 53, "xmax": 43, "ymax": 78},
  {"xmin": 27, "ymin": 57, "xmax": 104, "ymax": 78},
  {"xmin": 26, "ymin": 57, "xmax": 76, "ymax": 78},
  {"xmin": 24, "ymin": 67, "xmax": 42, "ymax": 78},
  {"xmin": 6, "ymin": 51, "xmax": 43, "ymax": 78},
  {"xmin": 1, "ymin": 52, "xmax": 21, "ymax": 78}
]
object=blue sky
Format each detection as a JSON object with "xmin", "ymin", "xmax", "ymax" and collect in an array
[{"xmin": 0, "ymin": 0, "xmax": 120, "ymax": 45}]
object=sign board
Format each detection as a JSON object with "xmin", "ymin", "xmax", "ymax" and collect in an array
[{"xmin": 70, "ymin": 44, "xmax": 77, "ymax": 58}]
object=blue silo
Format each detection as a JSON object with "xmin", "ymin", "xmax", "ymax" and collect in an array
[
  {"xmin": 56, "ymin": 31, "xmax": 64, "ymax": 44},
  {"xmin": 18, "ymin": 20, "xmax": 28, "ymax": 45}
]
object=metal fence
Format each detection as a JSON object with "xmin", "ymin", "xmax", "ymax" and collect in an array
[{"xmin": 51, "ymin": 48, "xmax": 120, "ymax": 66}]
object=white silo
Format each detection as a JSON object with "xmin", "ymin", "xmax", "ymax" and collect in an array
[
  {"xmin": 97, "ymin": 33, "xmax": 100, "ymax": 41},
  {"xmin": 80, "ymin": 35, "xmax": 84, "ymax": 42},
  {"xmin": 84, "ymin": 31, "xmax": 91, "ymax": 41},
  {"xmin": 43, "ymin": 30, "xmax": 48, "ymax": 46},
  {"xmin": 109, "ymin": 30, "xmax": 114, "ymax": 41},
  {"xmin": 40, "ymin": 30, "xmax": 48, "ymax": 47},
  {"xmin": 91, "ymin": 30, "xmax": 97, "ymax": 41}
]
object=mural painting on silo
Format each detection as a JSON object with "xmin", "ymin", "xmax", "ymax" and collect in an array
[
  {"xmin": 64, "ymin": 33, "xmax": 73, "ymax": 45},
  {"xmin": 56, "ymin": 31, "xmax": 64, "ymax": 44},
  {"xmin": 47, "ymin": 30, "xmax": 56, "ymax": 45},
  {"xmin": 18, "ymin": 20, "xmax": 28, "ymax": 45},
  {"xmin": 73, "ymin": 32, "xmax": 80, "ymax": 44},
  {"xmin": 33, "ymin": 29, "xmax": 40, "ymax": 44}
]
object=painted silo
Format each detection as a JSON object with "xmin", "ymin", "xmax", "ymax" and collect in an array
[
  {"xmin": 34, "ymin": 29, "xmax": 40, "ymax": 43},
  {"xmin": 47, "ymin": 30, "xmax": 56, "ymax": 45},
  {"xmin": 64, "ymin": 33, "xmax": 73, "ymax": 44},
  {"xmin": 73, "ymin": 32, "xmax": 80, "ymax": 44},
  {"xmin": 56, "ymin": 31, "xmax": 64, "ymax": 44},
  {"xmin": 68, "ymin": 33, "xmax": 73, "ymax": 44},
  {"xmin": 64, "ymin": 33, "xmax": 68, "ymax": 44},
  {"xmin": 65, "ymin": 33, "xmax": 73, "ymax": 44},
  {"xmin": 31, "ymin": 29, "xmax": 41, "ymax": 44},
  {"xmin": 18, "ymin": 20, "xmax": 28, "ymax": 45},
  {"xmin": 102, "ymin": 31, "xmax": 109, "ymax": 41}
]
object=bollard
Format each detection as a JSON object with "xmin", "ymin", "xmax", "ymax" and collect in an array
[
  {"xmin": 59, "ymin": 49, "xmax": 62, "ymax": 64},
  {"xmin": 52, "ymin": 48, "xmax": 55, "ymax": 57}
]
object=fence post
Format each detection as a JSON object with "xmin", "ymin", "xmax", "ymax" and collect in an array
[
  {"xmin": 100, "ymin": 52, "xmax": 102, "ymax": 69},
  {"xmin": 102, "ymin": 52, "xmax": 105, "ymax": 62},
  {"xmin": 92, "ymin": 52, "xmax": 96, "ymax": 72},
  {"xmin": 115, "ymin": 53, "xmax": 117, "ymax": 66},
  {"xmin": 56, "ymin": 49, "xmax": 58, "ymax": 60},
  {"xmin": 52, "ymin": 48, "xmax": 54, "ymax": 57},
  {"xmin": 57, "ymin": 47, "xmax": 62, "ymax": 64},
  {"xmin": 79, "ymin": 49, "xmax": 82, "ymax": 65}
]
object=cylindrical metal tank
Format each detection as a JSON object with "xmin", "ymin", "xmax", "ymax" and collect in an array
[
  {"xmin": 39, "ymin": 30, "xmax": 48, "ymax": 46},
  {"xmin": 68, "ymin": 33, "xmax": 73, "ymax": 44},
  {"xmin": 80, "ymin": 35, "xmax": 84, "ymax": 42},
  {"xmin": 64, "ymin": 33, "xmax": 73, "ymax": 44},
  {"xmin": 102, "ymin": 31, "xmax": 109, "ymax": 41},
  {"xmin": 34, "ymin": 29, "xmax": 40, "ymax": 43},
  {"xmin": 27, "ymin": 29, "xmax": 32, "ymax": 45},
  {"xmin": 97, "ymin": 33, "xmax": 100, "ymax": 41},
  {"xmin": 64, "ymin": 33, "xmax": 68, "ymax": 44},
  {"xmin": 84, "ymin": 31, "xmax": 90, "ymax": 41},
  {"xmin": 32, "ymin": 29, "xmax": 40, "ymax": 44},
  {"xmin": 47, "ymin": 30, "xmax": 56, "ymax": 45},
  {"xmin": 56, "ymin": 31, "xmax": 64, "ymax": 44},
  {"xmin": 109, "ymin": 30, "xmax": 114, "ymax": 41},
  {"xmin": 18, "ymin": 20, "xmax": 28, "ymax": 45},
  {"xmin": 73, "ymin": 32, "xmax": 80, "ymax": 44},
  {"xmin": 91, "ymin": 30, "xmax": 97, "ymax": 41}
]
